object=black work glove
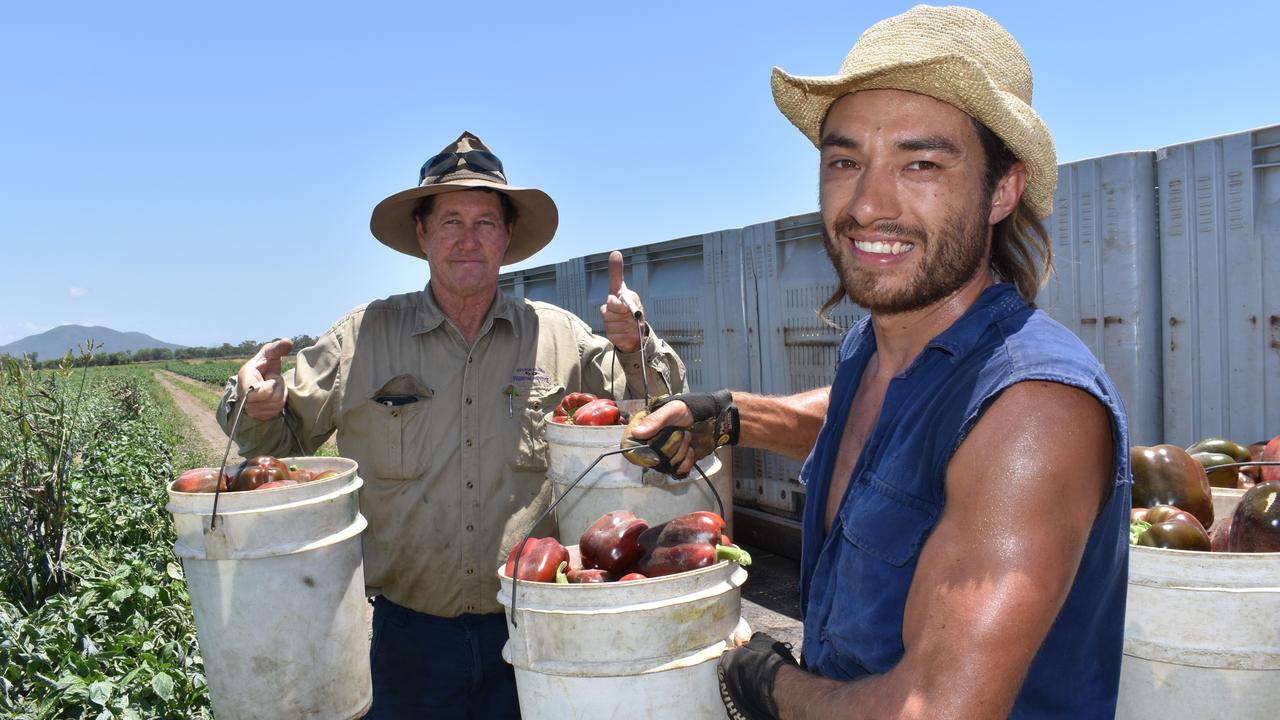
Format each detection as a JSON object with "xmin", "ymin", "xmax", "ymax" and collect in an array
[
  {"xmin": 650, "ymin": 389, "xmax": 740, "ymax": 447},
  {"xmin": 620, "ymin": 390, "xmax": 740, "ymax": 476},
  {"xmin": 718, "ymin": 632, "xmax": 800, "ymax": 720}
]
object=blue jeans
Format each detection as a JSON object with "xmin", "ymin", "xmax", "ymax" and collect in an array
[{"xmin": 366, "ymin": 597, "xmax": 520, "ymax": 719}]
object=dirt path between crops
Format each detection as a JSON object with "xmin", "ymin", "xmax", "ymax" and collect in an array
[{"xmin": 154, "ymin": 371, "xmax": 244, "ymax": 466}]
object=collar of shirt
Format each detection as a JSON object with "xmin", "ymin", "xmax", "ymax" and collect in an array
[
  {"xmin": 844, "ymin": 282, "xmax": 1027, "ymax": 377},
  {"xmin": 412, "ymin": 283, "xmax": 520, "ymax": 336}
]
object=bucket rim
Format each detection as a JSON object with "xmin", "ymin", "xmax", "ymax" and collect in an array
[{"xmin": 166, "ymin": 456, "xmax": 359, "ymax": 511}]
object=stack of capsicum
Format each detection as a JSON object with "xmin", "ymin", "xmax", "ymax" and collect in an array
[
  {"xmin": 504, "ymin": 510, "xmax": 752, "ymax": 585},
  {"xmin": 550, "ymin": 392, "xmax": 625, "ymax": 426},
  {"xmin": 1129, "ymin": 438, "xmax": 1280, "ymax": 553}
]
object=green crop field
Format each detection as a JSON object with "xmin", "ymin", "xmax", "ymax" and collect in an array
[
  {"xmin": 1, "ymin": 361, "xmax": 214, "ymax": 718},
  {"xmin": 162, "ymin": 358, "xmax": 296, "ymax": 387}
]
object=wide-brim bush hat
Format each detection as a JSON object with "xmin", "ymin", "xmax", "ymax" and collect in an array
[
  {"xmin": 771, "ymin": 4, "xmax": 1057, "ymax": 219},
  {"xmin": 370, "ymin": 131, "xmax": 559, "ymax": 265}
]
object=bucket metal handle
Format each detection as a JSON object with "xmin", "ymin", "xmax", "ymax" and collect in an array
[
  {"xmin": 211, "ymin": 382, "xmax": 262, "ymax": 529},
  {"xmin": 509, "ymin": 447, "xmax": 630, "ymax": 627}
]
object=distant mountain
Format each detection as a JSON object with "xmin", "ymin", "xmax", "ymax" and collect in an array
[{"xmin": 0, "ymin": 325, "xmax": 184, "ymax": 359}]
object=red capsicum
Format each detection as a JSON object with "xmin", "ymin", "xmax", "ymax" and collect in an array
[
  {"xmin": 572, "ymin": 398, "xmax": 621, "ymax": 426},
  {"xmin": 553, "ymin": 392, "xmax": 598, "ymax": 423},
  {"xmin": 580, "ymin": 510, "xmax": 650, "ymax": 574},
  {"xmin": 636, "ymin": 511, "xmax": 751, "ymax": 577},
  {"xmin": 1130, "ymin": 445, "xmax": 1214, "ymax": 529},
  {"xmin": 504, "ymin": 537, "xmax": 570, "ymax": 583},
  {"xmin": 1228, "ymin": 481, "xmax": 1280, "ymax": 552},
  {"xmin": 554, "ymin": 561, "xmax": 612, "ymax": 584},
  {"xmin": 1132, "ymin": 504, "xmax": 1211, "ymax": 551}
]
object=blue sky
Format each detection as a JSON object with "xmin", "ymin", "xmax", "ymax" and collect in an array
[{"xmin": 2, "ymin": 0, "xmax": 1276, "ymax": 348}]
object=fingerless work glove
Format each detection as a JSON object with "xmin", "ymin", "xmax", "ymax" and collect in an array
[
  {"xmin": 650, "ymin": 389, "xmax": 740, "ymax": 448},
  {"xmin": 620, "ymin": 390, "xmax": 740, "ymax": 475},
  {"xmin": 718, "ymin": 631, "xmax": 800, "ymax": 720}
]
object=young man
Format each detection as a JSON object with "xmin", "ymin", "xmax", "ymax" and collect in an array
[
  {"xmin": 630, "ymin": 6, "xmax": 1131, "ymax": 718},
  {"xmin": 220, "ymin": 131, "xmax": 686, "ymax": 718}
]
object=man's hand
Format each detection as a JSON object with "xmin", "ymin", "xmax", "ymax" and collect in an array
[
  {"xmin": 600, "ymin": 250, "xmax": 643, "ymax": 353},
  {"xmin": 236, "ymin": 338, "xmax": 293, "ymax": 421},
  {"xmin": 624, "ymin": 391, "xmax": 738, "ymax": 477},
  {"xmin": 718, "ymin": 632, "xmax": 800, "ymax": 720}
]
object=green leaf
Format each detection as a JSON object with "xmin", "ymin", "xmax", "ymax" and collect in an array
[
  {"xmin": 111, "ymin": 587, "xmax": 134, "ymax": 603},
  {"xmin": 1130, "ymin": 519, "xmax": 1151, "ymax": 545},
  {"xmin": 88, "ymin": 679, "xmax": 114, "ymax": 706},
  {"xmin": 138, "ymin": 584, "xmax": 157, "ymax": 599},
  {"xmin": 150, "ymin": 671, "xmax": 175, "ymax": 701},
  {"xmin": 165, "ymin": 562, "xmax": 183, "ymax": 581}
]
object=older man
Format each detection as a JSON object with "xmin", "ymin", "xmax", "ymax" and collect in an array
[
  {"xmin": 630, "ymin": 6, "xmax": 1130, "ymax": 719},
  {"xmin": 219, "ymin": 131, "xmax": 685, "ymax": 718}
]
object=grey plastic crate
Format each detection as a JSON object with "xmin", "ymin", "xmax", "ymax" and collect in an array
[
  {"xmin": 579, "ymin": 236, "xmax": 728, "ymax": 394},
  {"xmin": 497, "ymin": 264, "xmax": 559, "ymax": 305},
  {"xmin": 1038, "ymin": 152, "xmax": 1163, "ymax": 446},
  {"xmin": 736, "ymin": 213, "xmax": 867, "ymax": 518},
  {"xmin": 1157, "ymin": 125, "xmax": 1280, "ymax": 448},
  {"xmin": 494, "ymin": 123, "xmax": 1280, "ymax": 534},
  {"xmin": 500, "ymin": 233, "xmax": 747, "ymax": 395}
]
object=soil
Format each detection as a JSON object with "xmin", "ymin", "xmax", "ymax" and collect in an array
[{"xmin": 153, "ymin": 371, "xmax": 244, "ymax": 465}]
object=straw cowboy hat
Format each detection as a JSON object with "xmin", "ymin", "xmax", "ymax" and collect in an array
[
  {"xmin": 370, "ymin": 131, "xmax": 559, "ymax": 265},
  {"xmin": 771, "ymin": 4, "xmax": 1057, "ymax": 219}
]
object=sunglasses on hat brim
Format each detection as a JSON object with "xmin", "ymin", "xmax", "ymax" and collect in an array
[{"xmin": 419, "ymin": 150, "xmax": 505, "ymax": 184}]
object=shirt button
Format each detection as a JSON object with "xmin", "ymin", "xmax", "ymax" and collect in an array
[
  {"xmin": 466, "ymin": 568, "xmax": 474, "ymax": 575},
  {"xmin": 466, "ymin": 439, "xmax": 473, "ymax": 447},
  {"xmin": 466, "ymin": 397, "xmax": 473, "ymax": 405},
  {"xmin": 466, "ymin": 524, "xmax": 474, "ymax": 532},
  {"xmin": 466, "ymin": 481, "xmax": 474, "ymax": 489}
]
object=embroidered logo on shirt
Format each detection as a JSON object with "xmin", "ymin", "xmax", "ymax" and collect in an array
[{"xmin": 511, "ymin": 367, "xmax": 552, "ymax": 387}]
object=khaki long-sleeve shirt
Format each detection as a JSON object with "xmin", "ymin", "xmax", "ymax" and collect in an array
[{"xmin": 218, "ymin": 285, "xmax": 685, "ymax": 616}]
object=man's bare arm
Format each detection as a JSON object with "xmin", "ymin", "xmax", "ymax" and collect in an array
[
  {"xmin": 628, "ymin": 386, "xmax": 830, "ymax": 476},
  {"xmin": 770, "ymin": 381, "xmax": 1114, "ymax": 719},
  {"xmin": 735, "ymin": 388, "xmax": 831, "ymax": 459}
]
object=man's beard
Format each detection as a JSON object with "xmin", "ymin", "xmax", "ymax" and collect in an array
[{"xmin": 822, "ymin": 203, "xmax": 990, "ymax": 315}]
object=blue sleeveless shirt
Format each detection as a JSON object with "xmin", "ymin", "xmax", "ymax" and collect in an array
[{"xmin": 797, "ymin": 283, "xmax": 1131, "ymax": 718}]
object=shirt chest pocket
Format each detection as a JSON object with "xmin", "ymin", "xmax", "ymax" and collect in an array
[
  {"xmin": 507, "ymin": 384, "xmax": 564, "ymax": 472},
  {"xmin": 821, "ymin": 471, "xmax": 940, "ymax": 676},
  {"xmin": 359, "ymin": 374, "xmax": 435, "ymax": 481},
  {"xmin": 840, "ymin": 471, "xmax": 939, "ymax": 566}
]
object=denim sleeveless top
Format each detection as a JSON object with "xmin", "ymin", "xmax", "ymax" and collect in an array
[{"xmin": 798, "ymin": 283, "xmax": 1131, "ymax": 718}]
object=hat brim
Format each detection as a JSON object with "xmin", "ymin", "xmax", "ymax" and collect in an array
[
  {"xmin": 369, "ymin": 178, "xmax": 559, "ymax": 265},
  {"xmin": 771, "ymin": 55, "xmax": 1057, "ymax": 219}
]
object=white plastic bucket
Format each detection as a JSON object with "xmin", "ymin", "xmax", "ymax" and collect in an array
[
  {"xmin": 497, "ymin": 546, "xmax": 746, "ymax": 719},
  {"xmin": 544, "ymin": 410, "xmax": 731, "ymax": 544},
  {"xmin": 1118, "ymin": 487, "xmax": 1280, "ymax": 718},
  {"xmin": 166, "ymin": 457, "xmax": 372, "ymax": 720}
]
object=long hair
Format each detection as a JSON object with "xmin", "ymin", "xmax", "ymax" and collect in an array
[
  {"xmin": 976, "ymin": 120, "xmax": 1052, "ymax": 307},
  {"xmin": 817, "ymin": 119, "xmax": 1052, "ymax": 325}
]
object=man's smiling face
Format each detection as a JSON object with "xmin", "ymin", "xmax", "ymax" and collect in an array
[{"xmin": 818, "ymin": 89, "xmax": 995, "ymax": 315}]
